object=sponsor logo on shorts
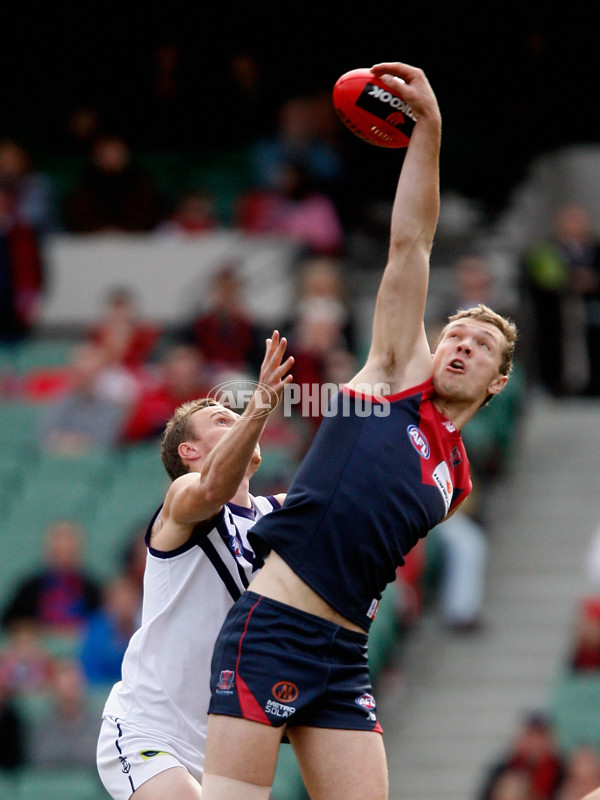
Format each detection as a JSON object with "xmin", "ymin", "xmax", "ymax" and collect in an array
[
  {"xmin": 265, "ymin": 699, "xmax": 296, "ymax": 719},
  {"xmin": 355, "ymin": 692, "xmax": 377, "ymax": 721},
  {"xmin": 407, "ymin": 425, "xmax": 430, "ymax": 458},
  {"xmin": 272, "ymin": 681, "xmax": 299, "ymax": 703},
  {"xmin": 432, "ymin": 461, "xmax": 453, "ymax": 514},
  {"xmin": 216, "ymin": 670, "xmax": 235, "ymax": 693},
  {"xmin": 140, "ymin": 749, "xmax": 173, "ymax": 760}
]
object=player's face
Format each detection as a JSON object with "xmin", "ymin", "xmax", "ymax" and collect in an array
[
  {"xmin": 189, "ymin": 405, "xmax": 240, "ymax": 456},
  {"xmin": 188, "ymin": 405, "xmax": 262, "ymax": 469},
  {"xmin": 431, "ymin": 319, "xmax": 507, "ymax": 404}
]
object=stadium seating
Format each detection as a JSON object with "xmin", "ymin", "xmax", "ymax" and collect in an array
[
  {"xmin": 18, "ymin": 767, "xmax": 107, "ymax": 800},
  {"xmin": 549, "ymin": 671, "xmax": 600, "ymax": 752}
]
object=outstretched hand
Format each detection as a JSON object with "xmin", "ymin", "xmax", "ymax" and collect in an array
[
  {"xmin": 255, "ymin": 330, "xmax": 294, "ymax": 412},
  {"xmin": 370, "ymin": 62, "xmax": 440, "ymax": 122}
]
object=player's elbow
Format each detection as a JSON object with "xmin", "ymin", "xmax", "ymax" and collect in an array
[
  {"xmin": 389, "ymin": 225, "xmax": 434, "ymax": 256},
  {"xmin": 201, "ymin": 479, "xmax": 232, "ymax": 508}
]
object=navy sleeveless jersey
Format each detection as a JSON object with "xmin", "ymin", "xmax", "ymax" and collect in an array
[{"xmin": 249, "ymin": 379, "xmax": 471, "ymax": 630}]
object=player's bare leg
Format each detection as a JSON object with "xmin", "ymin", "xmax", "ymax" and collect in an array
[
  {"xmin": 131, "ymin": 766, "xmax": 202, "ymax": 799},
  {"xmin": 288, "ymin": 726, "xmax": 388, "ymax": 800},
  {"xmin": 202, "ymin": 715, "xmax": 284, "ymax": 799}
]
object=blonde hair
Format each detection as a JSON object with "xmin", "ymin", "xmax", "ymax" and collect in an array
[{"xmin": 160, "ymin": 398, "xmax": 219, "ymax": 480}]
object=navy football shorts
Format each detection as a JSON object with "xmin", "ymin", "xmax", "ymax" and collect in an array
[{"xmin": 208, "ymin": 591, "xmax": 383, "ymax": 733}]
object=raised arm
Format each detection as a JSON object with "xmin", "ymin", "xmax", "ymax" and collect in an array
[
  {"xmin": 156, "ymin": 333, "xmax": 293, "ymax": 549},
  {"xmin": 350, "ymin": 62, "xmax": 442, "ymax": 394},
  {"xmin": 195, "ymin": 333, "xmax": 293, "ymax": 509}
]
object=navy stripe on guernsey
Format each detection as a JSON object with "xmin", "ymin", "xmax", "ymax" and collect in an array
[{"xmin": 144, "ymin": 496, "xmax": 280, "ymax": 602}]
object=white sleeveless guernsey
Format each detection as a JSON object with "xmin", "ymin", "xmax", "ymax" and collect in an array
[{"xmin": 102, "ymin": 495, "xmax": 278, "ymax": 776}]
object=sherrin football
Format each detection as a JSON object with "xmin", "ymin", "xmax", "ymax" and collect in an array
[{"xmin": 332, "ymin": 68, "xmax": 416, "ymax": 149}]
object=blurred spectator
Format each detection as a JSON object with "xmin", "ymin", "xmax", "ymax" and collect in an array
[
  {"xmin": 478, "ymin": 711, "xmax": 565, "ymax": 800},
  {"xmin": 64, "ymin": 105, "xmax": 102, "ymax": 156},
  {"xmin": 0, "ymin": 186, "xmax": 44, "ymax": 342},
  {"xmin": 63, "ymin": 133, "xmax": 163, "ymax": 233},
  {"xmin": 1, "ymin": 520, "xmax": 102, "ymax": 636},
  {"xmin": 446, "ymin": 254, "xmax": 506, "ymax": 315},
  {"xmin": 80, "ymin": 575, "xmax": 141, "ymax": 685},
  {"xmin": 436, "ymin": 505, "xmax": 488, "ymax": 633},
  {"xmin": 27, "ymin": 658, "xmax": 99, "ymax": 769},
  {"xmin": 0, "ymin": 620, "xmax": 55, "ymax": 694},
  {"xmin": 184, "ymin": 264, "xmax": 264, "ymax": 374},
  {"xmin": 395, "ymin": 537, "xmax": 428, "ymax": 626},
  {"xmin": 159, "ymin": 189, "xmax": 220, "ymax": 235},
  {"xmin": 286, "ymin": 289, "xmax": 353, "ymax": 430},
  {"xmin": 248, "ymin": 94, "xmax": 344, "ymax": 195},
  {"xmin": 521, "ymin": 203, "xmax": 600, "ymax": 396},
  {"xmin": 142, "ymin": 41, "xmax": 187, "ymax": 149},
  {"xmin": 567, "ymin": 597, "xmax": 600, "ymax": 672},
  {"xmin": 0, "ymin": 138, "xmax": 58, "ymax": 235},
  {"xmin": 430, "ymin": 253, "xmax": 518, "ymax": 342},
  {"xmin": 235, "ymin": 159, "xmax": 344, "ymax": 256},
  {"xmin": 288, "ymin": 256, "xmax": 356, "ymax": 353},
  {"xmin": 0, "ymin": 672, "xmax": 25, "ymax": 770},
  {"xmin": 219, "ymin": 52, "xmax": 278, "ymax": 148},
  {"xmin": 39, "ymin": 340, "xmax": 137, "ymax": 453},
  {"xmin": 87, "ymin": 286, "xmax": 161, "ymax": 371},
  {"xmin": 488, "ymin": 768, "xmax": 536, "ymax": 800},
  {"xmin": 120, "ymin": 343, "xmax": 211, "ymax": 442},
  {"xmin": 120, "ymin": 527, "xmax": 148, "ymax": 593},
  {"xmin": 555, "ymin": 746, "xmax": 600, "ymax": 800}
]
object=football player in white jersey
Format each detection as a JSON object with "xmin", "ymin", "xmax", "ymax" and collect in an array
[{"xmin": 97, "ymin": 331, "xmax": 293, "ymax": 800}]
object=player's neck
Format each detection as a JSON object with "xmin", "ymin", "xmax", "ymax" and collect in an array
[
  {"xmin": 230, "ymin": 478, "xmax": 252, "ymax": 508},
  {"xmin": 432, "ymin": 395, "xmax": 480, "ymax": 432}
]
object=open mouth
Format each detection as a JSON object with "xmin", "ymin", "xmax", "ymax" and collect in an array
[{"xmin": 447, "ymin": 359, "xmax": 465, "ymax": 373}]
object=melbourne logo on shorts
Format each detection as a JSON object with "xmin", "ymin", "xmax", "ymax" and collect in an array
[
  {"xmin": 216, "ymin": 670, "xmax": 235, "ymax": 693},
  {"xmin": 432, "ymin": 461, "xmax": 453, "ymax": 514},
  {"xmin": 407, "ymin": 425, "xmax": 430, "ymax": 458},
  {"xmin": 272, "ymin": 681, "xmax": 299, "ymax": 703}
]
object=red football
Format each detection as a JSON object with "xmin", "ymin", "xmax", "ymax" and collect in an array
[{"xmin": 332, "ymin": 68, "xmax": 416, "ymax": 149}]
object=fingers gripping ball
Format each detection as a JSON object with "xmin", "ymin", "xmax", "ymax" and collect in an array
[{"xmin": 332, "ymin": 68, "xmax": 416, "ymax": 148}]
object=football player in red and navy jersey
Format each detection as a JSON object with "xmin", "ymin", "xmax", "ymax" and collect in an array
[{"xmin": 202, "ymin": 62, "xmax": 517, "ymax": 800}]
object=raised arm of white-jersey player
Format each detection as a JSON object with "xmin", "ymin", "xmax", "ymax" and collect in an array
[
  {"xmin": 156, "ymin": 332, "xmax": 293, "ymax": 549},
  {"xmin": 350, "ymin": 63, "xmax": 442, "ymax": 395}
]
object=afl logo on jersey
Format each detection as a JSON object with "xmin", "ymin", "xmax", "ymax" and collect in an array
[{"xmin": 407, "ymin": 425, "xmax": 430, "ymax": 458}]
